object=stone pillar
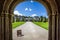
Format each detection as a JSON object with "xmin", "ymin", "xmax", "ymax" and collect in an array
[
  {"xmin": 52, "ymin": 11, "xmax": 58, "ymax": 40},
  {"xmin": 1, "ymin": 10, "xmax": 12, "ymax": 40},
  {"xmin": 0, "ymin": 15, "xmax": 2, "ymax": 40},
  {"xmin": 52, "ymin": 14, "xmax": 56, "ymax": 40},
  {"xmin": 3, "ymin": 12, "xmax": 10, "ymax": 40},
  {"xmin": 48, "ymin": 14, "xmax": 52, "ymax": 40},
  {"xmin": 9, "ymin": 14, "xmax": 12, "ymax": 40},
  {"xmin": 56, "ymin": 13, "xmax": 58, "ymax": 40},
  {"xmin": 48, "ymin": 11, "xmax": 58, "ymax": 40},
  {"xmin": 58, "ymin": 13, "xmax": 60, "ymax": 40},
  {"xmin": 1, "ymin": 13, "xmax": 5, "ymax": 40},
  {"xmin": 12, "ymin": 15, "xmax": 13, "ymax": 23}
]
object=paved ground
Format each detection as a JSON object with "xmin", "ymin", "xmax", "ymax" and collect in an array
[{"xmin": 12, "ymin": 22, "xmax": 48, "ymax": 40}]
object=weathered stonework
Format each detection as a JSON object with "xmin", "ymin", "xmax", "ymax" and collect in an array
[{"xmin": 0, "ymin": 0, "xmax": 60, "ymax": 40}]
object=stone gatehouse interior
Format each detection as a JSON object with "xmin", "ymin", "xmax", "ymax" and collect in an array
[{"xmin": 0, "ymin": 0, "xmax": 60, "ymax": 40}]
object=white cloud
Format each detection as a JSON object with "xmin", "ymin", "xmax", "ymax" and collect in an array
[
  {"xmin": 25, "ymin": 8, "xmax": 28, "ymax": 11},
  {"xmin": 31, "ymin": 14, "xmax": 37, "ymax": 17},
  {"xmin": 29, "ymin": 8, "xmax": 32, "ymax": 11},
  {"xmin": 31, "ymin": 0, "xmax": 34, "ymax": 3},
  {"xmin": 14, "ymin": 10, "xmax": 23, "ymax": 16},
  {"xmin": 25, "ymin": 8, "xmax": 32, "ymax": 11}
]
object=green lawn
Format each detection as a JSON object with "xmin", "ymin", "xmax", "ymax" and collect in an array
[
  {"xmin": 12, "ymin": 22, "xmax": 25, "ymax": 29},
  {"xmin": 33, "ymin": 22, "xmax": 48, "ymax": 30}
]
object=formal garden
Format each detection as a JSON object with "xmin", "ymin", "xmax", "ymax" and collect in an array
[{"xmin": 12, "ymin": 15, "xmax": 48, "ymax": 30}]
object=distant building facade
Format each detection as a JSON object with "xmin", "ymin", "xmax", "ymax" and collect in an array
[{"xmin": 12, "ymin": 15, "xmax": 48, "ymax": 22}]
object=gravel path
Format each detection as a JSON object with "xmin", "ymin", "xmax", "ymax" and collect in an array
[{"xmin": 12, "ymin": 22, "xmax": 48, "ymax": 40}]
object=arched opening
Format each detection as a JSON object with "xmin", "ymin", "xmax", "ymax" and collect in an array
[
  {"xmin": 8, "ymin": 0, "xmax": 52, "ymax": 40},
  {"xmin": 0, "ymin": 0, "xmax": 59, "ymax": 40},
  {"xmin": 12, "ymin": 1, "xmax": 48, "ymax": 40}
]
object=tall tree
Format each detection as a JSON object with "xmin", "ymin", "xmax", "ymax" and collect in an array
[{"xmin": 40, "ymin": 16, "xmax": 43, "ymax": 22}]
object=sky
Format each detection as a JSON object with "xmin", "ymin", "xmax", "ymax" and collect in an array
[{"xmin": 14, "ymin": 0, "xmax": 48, "ymax": 18}]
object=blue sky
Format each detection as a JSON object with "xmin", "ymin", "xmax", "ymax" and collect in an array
[{"xmin": 14, "ymin": 0, "xmax": 48, "ymax": 18}]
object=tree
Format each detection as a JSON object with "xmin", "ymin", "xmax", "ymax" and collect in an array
[
  {"xmin": 22, "ymin": 16, "xmax": 25, "ymax": 22},
  {"xmin": 46, "ymin": 18, "xmax": 48, "ymax": 22},
  {"xmin": 43, "ymin": 17, "xmax": 46, "ymax": 22},
  {"xmin": 40, "ymin": 16, "xmax": 43, "ymax": 22},
  {"xmin": 16, "ymin": 17, "xmax": 20, "ymax": 22}
]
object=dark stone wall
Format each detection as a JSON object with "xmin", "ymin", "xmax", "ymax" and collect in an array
[
  {"xmin": 55, "ymin": 0, "xmax": 60, "ymax": 40},
  {"xmin": 0, "ymin": 0, "xmax": 5, "ymax": 40},
  {"xmin": 55, "ymin": 0, "xmax": 60, "ymax": 13},
  {"xmin": 0, "ymin": 0, "xmax": 5, "ymax": 15}
]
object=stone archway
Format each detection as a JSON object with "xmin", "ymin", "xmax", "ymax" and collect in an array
[{"xmin": 0, "ymin": 0, "xmax": 58, "ymax": 40}]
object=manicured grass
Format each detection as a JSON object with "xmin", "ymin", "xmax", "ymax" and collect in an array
[
  {"xmin": 33, "ymin": 22, "xmax": 48, "ymax": 30},
  {"xmin": 12, "ymin": 22, "xmax": 25, "ymax": 29}
]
